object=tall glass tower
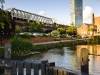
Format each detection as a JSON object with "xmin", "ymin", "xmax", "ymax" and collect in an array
[{"xmin": 70, "ymin": 0, "xmax": 83, "ymax": 27}]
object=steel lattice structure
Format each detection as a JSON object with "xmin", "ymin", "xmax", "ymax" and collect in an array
[{"xmin": 6, "ymin": 7, "xmax": 53, "ymax": 24}]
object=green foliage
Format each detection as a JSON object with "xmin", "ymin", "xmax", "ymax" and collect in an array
[
  {"xmin": 0, "ymin": 22, "xmax": 4, "ymax": 29},
  {"xmin": 15, "ymin": 28, "xmax": 22, "ymax": 33},
  {"xmin": 42, "ymin": 33, "xmax": 47, "ymax": 37},
  {"xmin": 66, "ymin": 24, "xmax": 77, "ymax": 36},
  {"xmin": 10, "ymin": 36, "xmax": 34, "ymax": 55},
  {"xmin": 51, "ymin": 30, "xmax": 60, "ymax": 38},
  {"xmin": 33, "ymin": 40, "xmax": 87, "ymax": 51},
  {"xmin": 57, "ymin": 28, "xmax": 66, "ymax": 34},
  {"xmin": 21, "ymin": 32, "xmax": 30, "ymax": 38},
  {"xmin": 28, "ymin": 21, "xmax": 43, "ymax": 33},
  {"xmin": 60, "ymin": 34, "xmax": 66, "ymax": 38},
  {"xmin": 76, "ymin": 35, "xmax": 81, "ymax": 39},
  {"xmin": 88, "ymin": 27, "xmax": 96, "ymax": 38},
  {"xmin": 0, "ymin": 9, "xmax": 11, "ymax": 29}
]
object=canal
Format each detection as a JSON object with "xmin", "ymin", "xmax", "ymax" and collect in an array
[{"xmin": 24, "ymin": 45, "xmax": 100, "ymax": 75}]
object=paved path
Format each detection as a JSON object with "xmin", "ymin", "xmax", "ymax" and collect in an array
[{"xmin": 34, "ymin": 40, "xmax": 76, "ymax": 45}]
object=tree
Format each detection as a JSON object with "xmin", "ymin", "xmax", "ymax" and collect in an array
[
  {"xmin": 57, "ymin": 28, "xmax": 66, "ymax": 35},
  {"xmin": 35, "ymin": 22, "xmax": 43, "ymax": 32},
  {"xmin": 88, "ymin": 26, "xmax": 96, "ymax": 38},
  {"xmin": 66, "ymin": 23, "xmax": 77, "ymax": 36},
  {"xmin": 0, "ymin": 0, "xmax": 5, "ymax": 9},
  {"xmin": 28, "ymin": 22, "xmax": 35, "ymax": 32},
  {"xmin": 0, "ymin": 9, "xmax": 12, "ymax": 35},
  {"xmin": 28, "ymin": 21, "xmax": 43, "ymax": 33}
]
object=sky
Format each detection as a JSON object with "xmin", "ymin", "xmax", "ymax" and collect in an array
[{"xmin": 2, "ymin": 0, "xmax": 100, "ymax": 25}]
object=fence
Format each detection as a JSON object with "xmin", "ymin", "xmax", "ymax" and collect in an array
[{"xmin": 0, "ymin": 59, "xmax": 79, "ymax": 75}]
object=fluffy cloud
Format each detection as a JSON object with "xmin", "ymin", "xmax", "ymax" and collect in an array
[
  {"xmin": 83, "ymin": 6, "xmax": 93, "ymax": 20},
  {"xmin": 38, "ymin": 11, "xmax": 46, "ymax": 15}
]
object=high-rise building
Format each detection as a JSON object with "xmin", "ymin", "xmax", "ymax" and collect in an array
[{"xmin": 70, "ymin": 0, "xmax": 83, "ymax": 27}]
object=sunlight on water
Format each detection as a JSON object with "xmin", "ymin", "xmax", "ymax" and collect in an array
[{"xmin": 24, "ymin": 45, "xmax": 100, "ymax": 75}]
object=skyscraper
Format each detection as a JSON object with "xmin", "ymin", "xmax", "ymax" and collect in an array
[{"xmin": 70, "ymin": 0, "xmax": 83, "ymax": 27}]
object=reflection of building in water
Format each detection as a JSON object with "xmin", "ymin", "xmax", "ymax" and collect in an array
[{"xmin": 76, "ymin": 45, "xmax": 100, "ymax": 74}]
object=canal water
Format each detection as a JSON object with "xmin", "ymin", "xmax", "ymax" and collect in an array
[{"xmin": 24, "ymin": 45, "xmax": 100, "ymax": 75}]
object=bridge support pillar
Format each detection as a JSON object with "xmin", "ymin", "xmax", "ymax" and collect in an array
[{"xmin": 80, "ymin": 48, "xmax": 89, "ymax": 75}]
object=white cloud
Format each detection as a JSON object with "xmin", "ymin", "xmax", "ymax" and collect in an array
[
  {"xmin": 83, "ymin": 6, "xmax": 93, "ymax": 20},
  {"xmin": 38, "ymin": 11, "xmax": 46, "ymax": 15}
]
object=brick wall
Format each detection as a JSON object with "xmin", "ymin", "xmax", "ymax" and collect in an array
[{"xmin": 1, "ymin": 38, "xmax": 71, "ymax": 46}]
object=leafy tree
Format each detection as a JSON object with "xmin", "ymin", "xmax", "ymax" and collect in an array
[
  {"xmin": 28, "ymin": 21, "xmax": 43, "ymax": 33},
  {"xmin": 66, "ymin": 23, "xmax": 77, "ymax": 36},
  {"xmin": 51, "ymin": 30, "xmax": 60, "ymax": 38},
  {"xmin": 0, "ymin": 9, "xmax": 12, "ymax": 35},
  {"xmin": 28, "ymin": 22, "xmax": 35, "ymax": 32},
  {"xmin": 35, "ymin": 21, "xmax": 43, "ymax": 32},
  {"xmin": 57, "ymin": 28, "xmax": 66, "ymax": 35},
  {"xmin": 88, "ymin": 26, "xmax": 96, "ymax": 38}
]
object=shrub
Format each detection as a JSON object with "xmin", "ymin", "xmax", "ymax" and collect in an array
[
  {"xmin": 51, "ymin": 30, "xmax": 60, "ymax": 38},
  {"xmin": 15, "ymin": 28, "xmax": 22, "ymax": 33},
  {"xmin": 60, "ymin": 34, "xmax": 66, "ymax": 38},
  {"xmin": 10, "ymin": 36, "xmax": 34, "ymax": 55},
  {"xmin": 21, "ymin": 32, "xmax": 30, "ymax": 38}
]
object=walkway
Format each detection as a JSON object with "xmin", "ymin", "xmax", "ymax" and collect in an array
[{"xmin": 34, "ymin": 40, "xmax": 77, "ymax": 45}]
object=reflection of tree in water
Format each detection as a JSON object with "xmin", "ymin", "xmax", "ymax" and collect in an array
[
  {"xmin": 67, "ymin": 46, "xmax": 76, "ymax": 51},
  {"xmin": 48, "ymin": 48, "xmax": 64, "ymax": 56}
]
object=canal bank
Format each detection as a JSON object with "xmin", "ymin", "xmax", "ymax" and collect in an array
[{"xmin": 0, "ymin": 39, "xmax": 88, "ymax": 58}]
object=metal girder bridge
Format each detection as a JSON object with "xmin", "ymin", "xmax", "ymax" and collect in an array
[{"xmin": 6, "ymin": 7, "xmax": 53, "ymax": 24}]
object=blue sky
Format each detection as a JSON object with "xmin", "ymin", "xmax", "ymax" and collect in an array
[{"xmin": 3, "ymin": 0, "xmax": 100, "ymax": 25}]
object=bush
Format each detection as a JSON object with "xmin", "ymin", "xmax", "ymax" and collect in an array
[
  {"xmin": 21, "ymin": 32, "xmax": 30, "ymax": 38},
  {"xmin": 60, "ymin": 34, "xmax": 66, "ymax": 38},
  {"xmin": 42, "ymin": 33, "xmax": 47, "ymax": 37},
  {"xmin": 15, "ymin": 28, "xmax": 22, "ymax": 33},
  {"xmin": 51, "ymin": 30, "xmax": 60, "ymax": 38},
  {"xmin": 10, "ymin": 36, "xmax": 34, "ymax": 55}
]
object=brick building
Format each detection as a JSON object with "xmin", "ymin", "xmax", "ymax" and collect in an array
[
  {"xmin": 77, "ymin": 13, "xmax": 100, "ymax": 37},
  {"xmin": 77, "ymin": 23, "xmax": 97, "ymax": 37},
  {"xmin": 94, "ymin": 16, "xmax": 100, "ymax": 33}
]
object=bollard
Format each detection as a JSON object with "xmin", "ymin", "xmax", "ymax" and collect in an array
[
  {"xmin": 4, "ymin": 43, "xmax": 11, "ymax": 59},
  {"xmin": 4, "ymin": 43, "xmax": 11, "ymax": 75},
  {"xmin": 81, "ymin": 48, "xmax": 89, "ymax": 75}
]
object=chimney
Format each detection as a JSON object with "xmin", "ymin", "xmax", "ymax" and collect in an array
[{"xmin": 92, "ymin": 13, "xmax": 95, "ymax": 24}]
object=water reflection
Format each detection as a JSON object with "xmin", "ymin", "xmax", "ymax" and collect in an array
[{"xmin": 25, "ymin": 45, "xmax": 100, "ymax": 75}]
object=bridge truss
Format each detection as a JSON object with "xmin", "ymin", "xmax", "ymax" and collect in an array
[{"xmin": 6, "ymin": 7, "xmax": 53, "ymax": 24}]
